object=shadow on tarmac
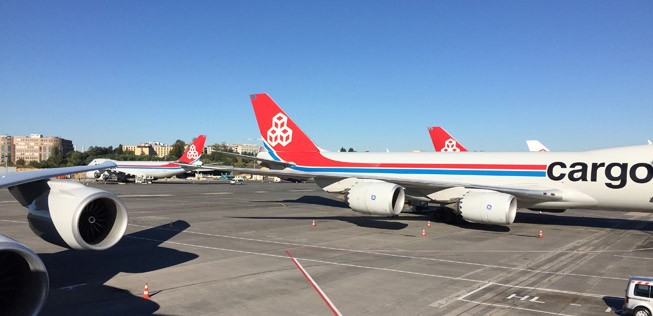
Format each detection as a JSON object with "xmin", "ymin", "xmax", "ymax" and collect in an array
[
  {"xmin": 39, "ymin": 220, "xmax": 198, "ymax": 316},
  {"xmin": 516, "ymin": 212, "xmax": 653, "ymax": 231},
  {"xmin": 602, "ymin": 296, "xmax": 625, "ymax": 315},
  {"xmin": 251, "ymin": 194, "xmax": 653, "ymax": 233}
]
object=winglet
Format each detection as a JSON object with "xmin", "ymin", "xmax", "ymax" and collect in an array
[{"xmin": 177, "ymin": 135, "xmax": 206, "ymax": 164}]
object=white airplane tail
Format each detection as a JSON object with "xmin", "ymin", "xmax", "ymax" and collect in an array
[{"xmin": 526, "ymin": 140, "xmax": 550, "ymax": 152}]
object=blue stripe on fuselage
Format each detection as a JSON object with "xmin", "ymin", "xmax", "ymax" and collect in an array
[
  {"xmin": 290, "ymin": 166, "xmax": 545, "ymax": 177},
  {"xmin": 117, "ymin": 167, "xmax": 182, "ymax": 171}
]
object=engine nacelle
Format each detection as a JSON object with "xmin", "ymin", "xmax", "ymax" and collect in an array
[
  {"xmin": 0, "ymin": 235, "xmax": 49, "ymax": 316},
  {"xmin": 456, "ymin": 190, "xmax": 517, "ymax": 225},
  {"xmin": 10, "ymin": 180, "xmax": 128, "ymax": 250},
  {"xmin": 346, "ymin": 182, "xmax": 405, "ymax": 216}
]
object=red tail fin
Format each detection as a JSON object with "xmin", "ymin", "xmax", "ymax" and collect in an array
[
  {"xmin": 250, "ymin": 94, "xmax": 320, "ymax": 162},
  {"xmin": 428, "ymin": 126, "xmax": 467, "ymax": 152},
  {"xmin": 177, "ymin": 135, "xmax": 206, "ymax": 164}
]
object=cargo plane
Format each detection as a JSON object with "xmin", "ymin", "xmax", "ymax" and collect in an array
[
  {"xmin": 87, "ymin": 135, "xmax": 206, "ymax": 183},
  {"xmin": 204, "ymin": 94, "xmax": 653, "ymax": 226}
]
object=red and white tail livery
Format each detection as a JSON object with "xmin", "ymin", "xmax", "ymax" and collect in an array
[
  {"xmin": 428, "ymin": 126, "xmax": 468, "ymax": 152},
  {"xmin": 177, "ymin": 135, "xmax": 206, "ymax": 165}
]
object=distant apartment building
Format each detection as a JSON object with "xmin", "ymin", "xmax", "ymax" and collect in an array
[
  {"xmin": 122, "ymin": 141, "xmax": 173, "ymax": 158},
  {"xmin": 229, "ymin": 143, "xmax": 260, "ymax": 155},
  {"xmin": 1, "ymin": 135, "xmax": 14, "ymax": 163},
  {"xmin": 206, "ymin": 143, "xmax": 261, "ymax": 155},
  {"xmin": 12, "ymin": 134, "xmax": 73, "ymax": 163}
]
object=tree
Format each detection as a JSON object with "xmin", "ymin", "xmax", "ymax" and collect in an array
[
  {"xmin": 167, "ymin": 140, "xmax": 186, "ymax": 160},
  {"xmin": 339, "ymin": 147, "xmax": 346, "ymax": 152},
  {"xmin": 348, "ymin": 147, "xmax": 356, "ymax": 152},
  {"xmin": 47, "ymin": 146, "xmax": 65, "ymax": 167},
  {"xmin": 66, "ymin": 151, "xmax": 89, "ymax": 166},
  {"xmin": 16, "ymin": 158, "xmax": 25, "ymax": 166}
]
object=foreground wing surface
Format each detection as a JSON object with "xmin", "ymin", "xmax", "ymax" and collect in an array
[{"xmin": 0, "ymin": 161, "xmax": 117, "ymax": 189}]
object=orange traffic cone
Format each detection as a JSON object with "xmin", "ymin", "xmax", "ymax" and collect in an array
[
  {"xmin": 421, "ymin": 229, "xmax": 426, "ymax": 237},
  {"xmin": 312, "ymin": 220, "xmax": 316, "ymax": 227},
  {"xmin": 538, "ymin": 230, "xmax": 543, "ymax": 239},
  {"xmin": 427, "ymin": 221, "xmax": 432, "ymax": 228},
  {"xmin": 143, "ymin": 283, "xmax": 150, "ymax": 299}
]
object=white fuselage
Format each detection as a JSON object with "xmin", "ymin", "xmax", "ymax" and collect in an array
[
  {"xmin": 88, "ymin": 159, "xmax": 189, "ymax": 180},
  {"xmin": 276, "ymin": 144, "xmax": 653, "ymax": 212}
]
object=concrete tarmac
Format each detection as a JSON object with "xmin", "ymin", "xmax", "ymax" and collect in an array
[{"xmin": 1, "ymin": 180, "xmax": 652, "ymax": 315}]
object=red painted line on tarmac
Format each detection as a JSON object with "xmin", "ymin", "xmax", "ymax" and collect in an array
[{"xmin": 285, "ymin": 250, "xmax": 343, "ymax": 316}]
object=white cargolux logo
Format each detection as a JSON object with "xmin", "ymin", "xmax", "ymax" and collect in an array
[
  {"xmin": 186, "ymin": 144, "xmax": 200, "ymax": 160},
  {"xmin": 267, "ymin": 113, "xmax": 293, "ymax": 146},
  {"xmin": 442, "ymin": 138, "xmax": 460, "ymax": 152}
]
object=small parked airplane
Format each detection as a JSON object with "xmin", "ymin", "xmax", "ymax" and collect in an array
[{"xmin": 87, "ymin": 135, "xmax": 206, "ymax": 183}]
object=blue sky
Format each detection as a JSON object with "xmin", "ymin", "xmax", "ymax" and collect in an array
[{"xmin": 1, "ymin": 1, "xmax": 651, "ymax": 152}]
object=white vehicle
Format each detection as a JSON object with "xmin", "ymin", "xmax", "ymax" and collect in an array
[
  {"xmin": 87, "ymin": 135, "xmax": 206, "ymax": 183},
  {"xmin": 0, "ymin": 162, "xmax": 128, "ymax": 315},
  {"xmin": 230, "ymin": 178, "xmax": 244, "ymax": 185},
  {"xmin": 624, "ymin": 276, "xmax": 653, "ymax": 316},
  {"xmin": 205, "ymin": 93, "xmax": 653, "ymax": 225}
]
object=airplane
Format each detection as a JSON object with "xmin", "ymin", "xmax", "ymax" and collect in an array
[
  {"xmin": 428, "ymin": 126, "xmax": 468, "ymax": 152},
  {"xmin": 429, "ymin": 126, "xmax": 550, "ymax": 152},
  {"xmin": 0, "ymin": 161, "xmax": 128, "ymax": 315},
  {"xmin": 526, "ymin": 140, "xmax": 550, "ymax": 152},
  {"xmin": 204, "ymin": 93, "xmax": 653, "ymax": 226},
  {"xmin": 87, "ymin": 135, "xmax": 206, "ymax": 183}
]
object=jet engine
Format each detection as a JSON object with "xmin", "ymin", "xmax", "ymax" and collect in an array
[
  {"xmin": 456, "ymin": 190, "xmax": 517, "ymax": 225},
  {"xmin": 0, "ymin": 235, "xmax": 49, "ymax": 316},
  {"xmin": 9, "ymin": 180, "xmax": 128, "ymax": 250},
  {"xmin": 346, "ymin": 182, "xmax": 405, "ymax": 216}
]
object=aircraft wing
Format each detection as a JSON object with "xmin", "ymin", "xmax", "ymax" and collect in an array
[
  {"xmin": 209, "ymin": 151, "xmax": 296, "ymax": 169},
  {"xmin": 0, "ymin": 161, "xmax": 117, "ymax": 189},
  {"xmin": 202, "ymin": 165, "xmax": 563, "ymax": 203}
]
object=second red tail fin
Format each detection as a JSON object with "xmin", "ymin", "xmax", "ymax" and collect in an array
[
  {"xmin": 177, "ymin": 135, "xmax": 206, "ymax": 164},
  {"xmin": 428, "ymin": 126, "xmax": 468, "ymax": 152}
]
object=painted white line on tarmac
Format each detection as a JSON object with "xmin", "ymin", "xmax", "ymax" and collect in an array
[
  {"xmin": 201, "ymin": 192, "xmax": 234, "ymax": 195},
  {"xmin": 614, "ymin": 254, "xmax": 653, "ymax": 260},
  {"xmin": 0, "ymin": 219, "xmax": 28, "ymax": 224},
  {"xmin": 457, "ymin": 283, "xmax": 492, "ymax": 300},
  {"xmin": 458, "ymin": 298, "xmax": 573, "ymax": 316},
  {"xmin": 285, "ymin": 250, "xmax": 343, "ymax": 316},
  {"xmin": 119, "ymin": 194, "xmax": 175, "ymax": 198}
]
